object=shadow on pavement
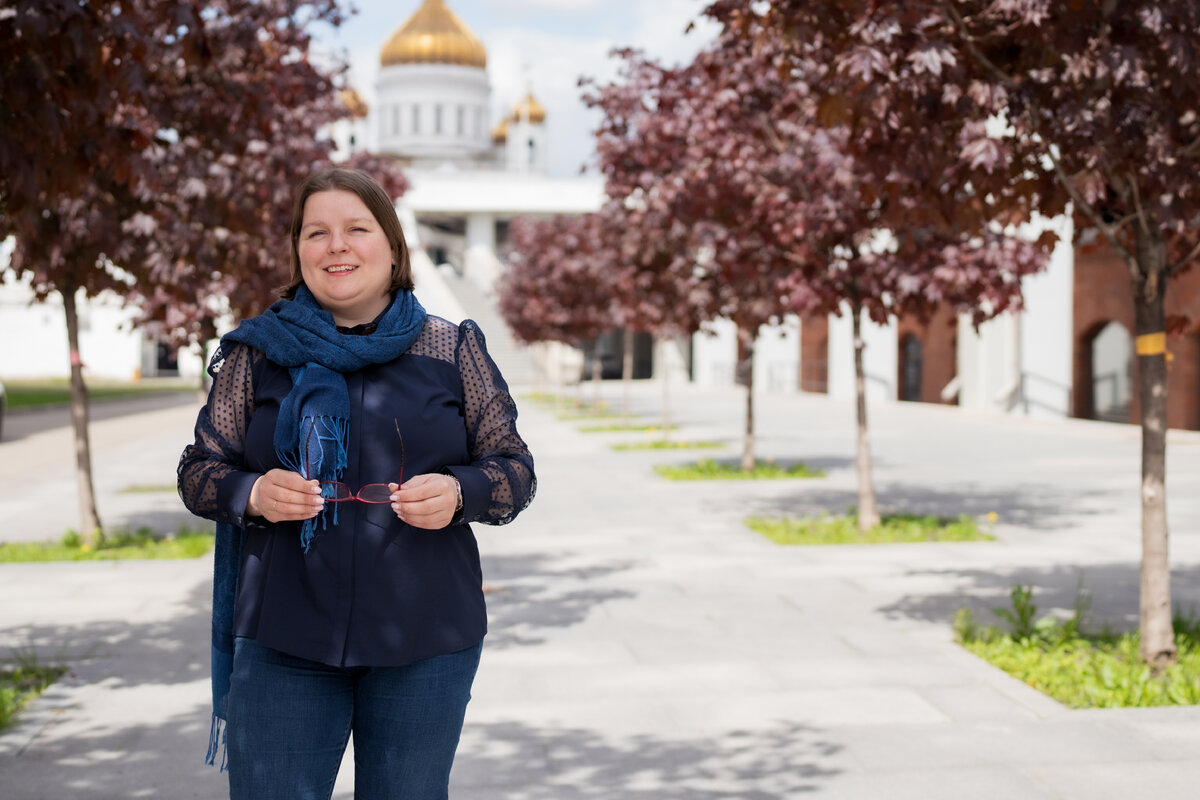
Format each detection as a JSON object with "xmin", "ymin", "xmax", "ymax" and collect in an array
[
  {"xmin": 876, "ymin": 562, "xmax": 1200, "ymax": 630},
  {"xmin": 482, "ymin": 552, "xmax": 637, "ymax": 649},
  {"xmin": 0, "ymin": 578, "xmax": 225, "ymax": 800},
  {"xmin": 455, "ymin": 719, "xmax": 842, "ymax": 798},
  {"xmin": 738, "ymin": 479, "xmax": 1115, "ymax": 531}
]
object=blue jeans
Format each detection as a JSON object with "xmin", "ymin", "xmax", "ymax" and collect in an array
[{"xmin": 225, "ymin": 638, "xmax": 482, "ymax": 800}]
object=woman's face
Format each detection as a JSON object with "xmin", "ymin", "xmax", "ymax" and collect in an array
[{"xmin": 298, "ymin": 189, "xmax": 394, "ymax": 327}]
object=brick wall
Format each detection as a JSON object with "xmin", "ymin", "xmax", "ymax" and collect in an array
[
  {"xmin": 1073, "ymin": 245, "xmax": 1200, "ymax": 430},
  {"xmin": 799, "ymin": 315, "xmax": 828, "ymax": 393},
  {"xmin": 895, "ymin": 305, "xmax": 959, "ymax": 405}
]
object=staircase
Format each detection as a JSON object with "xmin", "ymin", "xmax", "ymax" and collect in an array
[{"xmin": 412, "ymin": 251, "xmax": 540, "ymax": 388}]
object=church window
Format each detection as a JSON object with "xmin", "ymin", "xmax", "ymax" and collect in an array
[
  {"xmin": 435, "ymin": 104, "xmax": 443, "ymax": 135},
  {"xmin": 392, "ymin": 105, "xmax": 400, "ymax": 136},
  {"xmin": 412, "ymin": 105, "xmax": 420, "ymax": 134},
  {"xmin": 457, "ymin": 105, "xmax": 465, "ymax": 136},
  {"xmin": 899, "ymin": 333, "xmax": 923, "ymax": 402}
]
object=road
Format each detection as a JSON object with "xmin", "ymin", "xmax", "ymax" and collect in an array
[{"xmin": 0, "ymin": 393, "xmax": 205, "ymax": 543}]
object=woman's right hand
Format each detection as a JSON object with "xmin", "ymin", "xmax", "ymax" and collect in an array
[{"xmin": 247, "ymin": 469, "xmax": 325, "ymax": 523}]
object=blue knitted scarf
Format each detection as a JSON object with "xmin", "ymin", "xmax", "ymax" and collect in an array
[{"xmin": 205, "ymin": 286, "xmax": 426, "ymax": 767}]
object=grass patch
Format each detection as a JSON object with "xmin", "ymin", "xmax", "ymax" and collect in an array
[
  {"xmin": 0, "ymin": 526, "xmax": 215, "ymax": 563},
  {"xmin": 4, "ymin": 377, "xmax": 192, "ymax": 410},
  {"xmin": 654, "ymin": 458, "xmax": 824, "ymax": 480},
  {"xmin": 956, "ymin": 585, "xmax": 1200, "ymax": 708},
  {"xmin": 118, "ymin": 484, "xmax": 179, "ymax": 494},
  {"xmin": 612, "ymin": 440, "xmax": 724, "ymax": 451},
  {"xmin": 579, "ymin": 423, "xmax": 677, "ymax": 433},
  {"xmin": 747, "ymin": 512, "xmax": 992, "ymax": 545},
  {"xmin": 0, "ymin": 657, "xmax": 67, "ymax": 730}
]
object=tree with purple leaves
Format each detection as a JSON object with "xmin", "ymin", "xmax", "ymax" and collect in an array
[
  {"xmin": 498, "ymin": 212, "xmax": 618, "ymax": 408},
  {"xmin": 586, "ymin": 14, "xmax": 1047, "ymax": 524},
  {"xmin": 712, "ymin": 0, "xmax": 1200, "ymax": 669},
  {"xmin": 1, "ymin": 0, "xmax": 403, "ymax": 543}
]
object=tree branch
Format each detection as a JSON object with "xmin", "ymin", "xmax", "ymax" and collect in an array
[
  {"xmin": 1168, "ymin": 237, "xmax": 1200, "ymax": 278},
  {"xmin": 938, "ymin": 0, "xmax": 1020, "ymax": 90},
  {"xmin": 1042, "ymin": 143, "xmax": 1139, "ymax": 278}
]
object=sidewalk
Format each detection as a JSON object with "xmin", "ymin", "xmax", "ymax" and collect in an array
[{"xmin": 2, "ymin": 382, "xmax": 1200, "ymax": 798}]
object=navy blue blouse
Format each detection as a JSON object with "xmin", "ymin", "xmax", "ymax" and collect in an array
[{"xmin": 178, "ymin": 315, "xmax": 535, "ymax": 668}]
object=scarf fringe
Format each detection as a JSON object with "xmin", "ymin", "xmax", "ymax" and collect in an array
[
  {"xmin": 205, "ymin": 713, "xmax": 229, "ymax": 771},
  {"xmin": 278, "ymin": 415, "xmax": 350, "ymax": 553}
]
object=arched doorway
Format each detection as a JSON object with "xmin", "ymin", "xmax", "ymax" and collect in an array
[
  {"xmin": 1089, "ymin": 321, "xmax": 1132, "ymax": 422},
  {"xmin": 899, "ymin": 333, "xmax": 923, "ymax": 402}
]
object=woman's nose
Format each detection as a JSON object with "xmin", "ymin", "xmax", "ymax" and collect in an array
[{"xmin": 328, "ymin": 231, "xmax": 349, "ymax": 251}]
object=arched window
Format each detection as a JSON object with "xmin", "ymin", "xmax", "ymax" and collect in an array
[
  {"xmin": 899, "ymin": 333, "xmax": 923, "ymax": 402},
  {"xmin": 1090, "ymin": 321, "xmax": 1132, "ymax": 422}
]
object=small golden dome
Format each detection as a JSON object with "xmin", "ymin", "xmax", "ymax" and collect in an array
[
  {"xmin": 491, "ymin": 118, "xmax": 509, "ymax": 144},
  {"xmin": 380, "ymin": 0, "xmax": 487, "ymax": 69},
  {"xmin": 340, "ymin": 88, "xmax": 369, "ymax": 119},
  {"xmin": 510, "ymin": 92, "xmax": 546, "ymax": 124}
]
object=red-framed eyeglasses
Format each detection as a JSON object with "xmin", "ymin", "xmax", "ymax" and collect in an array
[{"xmin": 307, "ymin": 420, "xmax": 404, "ymax": 504}]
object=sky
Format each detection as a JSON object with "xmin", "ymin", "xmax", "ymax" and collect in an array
[{"xmin": 313, "ymin": 0, "xmax": 720, "ymax": 178}]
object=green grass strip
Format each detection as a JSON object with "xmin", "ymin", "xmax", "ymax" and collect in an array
[
  {"xmin": 612, "ymin": 440, "xmax": 723, "ymax": 451},
  {"xmin": 655, "ymin": 458, "xmax": 824, "ymax": 480},
  {"xmin": 0, "ymin": 664, "xmax": 67, "ymax": 730},
  {"xmin": 0, "ymin": 526, "xmax": 215, "ymax": 563},
  {"xmin": 4, "ymin": 378, "xmax": 192, "ymax": 410},
  {"xmin": 746, "ymin": 512, "xmax": 991, "ymax": 545},
  {"xmin": 956, "ymin": 602, "xmax": 1200, "ymax": 708},
  {"xmin": 579, "ymin": 423, "xmax": 677, "ymax": 433}
]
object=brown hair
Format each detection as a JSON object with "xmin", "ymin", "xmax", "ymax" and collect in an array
[{"xmin": 277, "ymin": 167, "xmax": 413, "ymax": 298}]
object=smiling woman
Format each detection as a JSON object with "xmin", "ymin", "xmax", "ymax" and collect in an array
[{"xmin": 177, "ymin": 166, "xmax": 535, "ymax": 799}]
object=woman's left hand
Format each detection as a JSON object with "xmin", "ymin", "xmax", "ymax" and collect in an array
[{"xmin": 391, "ymin": 474, "xmax": 459, "ymax": 530}]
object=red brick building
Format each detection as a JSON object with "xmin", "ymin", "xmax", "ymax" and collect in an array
[{"xmin": 799, "ymin": 246, "xmax": 1200, "ymax": 431}]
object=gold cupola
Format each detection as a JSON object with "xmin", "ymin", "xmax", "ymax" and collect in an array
[
  {"xmin": 339, "ymin": 87, "xmax": 369, "ymax": 119},
  {"xmin": 380, "ymin": 0, "xmax": 487, "ymax": 70},
  {"xmin": 491, "ymin": 118, "xmax": 509, "ymax": 144},
  {"xmin": 510, "ymin": 92, "xmax": 546, "ymax": 124}
]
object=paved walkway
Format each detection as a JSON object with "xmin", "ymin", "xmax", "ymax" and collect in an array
[{"xmin": 2, "ymin": 383, "xmax": 1200, "ymax": 798}]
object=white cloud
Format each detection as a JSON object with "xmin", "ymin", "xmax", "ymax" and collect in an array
[{"xmin": 482, "ymin": 0, "xmax": 607, "ymax": 12}]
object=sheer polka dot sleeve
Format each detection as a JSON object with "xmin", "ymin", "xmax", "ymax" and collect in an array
[
  {"xmin": 454, "ymin": 319, "xmax": 536, "ymax": 525},
  {"xmin": 177, "ymin": 341, "xmax": 260, "ymax": 524}
]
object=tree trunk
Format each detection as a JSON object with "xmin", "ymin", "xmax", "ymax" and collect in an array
[
  {"xmin": 852, "ymin": 306, "xmax": 880, "ymax": 531},
  {"xmin": 1133, "ymin": 228, "xmax": 1176, "ymax": 669},
  {"xmin": 198, "ymin": 316, "xmax": 217, "ymax": 400},
  {"xmin": 737, "ymin": 330, "xmax": 756, "ymax": 471},
  {"xmin": 621, "ymin": 328, "xmax": 634, "ymax": 426},
  {"xmin": 591, "ymin": 347, "xmax": 602, "ymax": 411},
  {"xmin": 62, "ymin": 287, "xmax": 104, "ymax": 545},
  {"xmin": 661, "ymin": 341, "xmax": 672, "ymax": 445}
]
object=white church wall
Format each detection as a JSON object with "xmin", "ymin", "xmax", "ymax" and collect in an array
[
  {"xmin": 375, "ymin": 63, "xmax": 492, "ymax": 159},
  {"xmin": 755, "ymin": 315, "xmax": 800, "ymax": 393},
  {"xmin": 0, "ymin": 277, "xmax": 144, "ymax": 381},
  {"xmin": 688, "ymin": 316, "xmax": 801, "ymax": 392},
  {"xmin": 827, "ymin": 307, "xmax": 897, "ymax": 403},
  {"xmin": 691, "ymin": 319, "xmax": 738, "ymax": 387},
  {"xmin": 1017, "ymin": 218, "xmax": 1075, "ymax": 418},
  {"xmin": 958, "ymin": 214, "xmax": 1074, "ymax": 418}
]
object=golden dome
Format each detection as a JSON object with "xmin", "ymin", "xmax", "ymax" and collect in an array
[
  {"xmin": 491, "ymin": 118, "xmax": 509, "ymax": 144},
  {"xmin": 510, "ymin": 92, "xmax": 546, "ymax": 124},
  {"xmin": 340, "ymin": 88, "xmax": 369, "ymax": 119},
  {"xmin": 380, "ymin": 0, "xmax": 487, "ymax": 69}
]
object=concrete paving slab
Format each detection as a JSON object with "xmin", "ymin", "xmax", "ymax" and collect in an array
[{"xmin": 3, "ymin": 383, "xmax": 1200, "ymax": 798}]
